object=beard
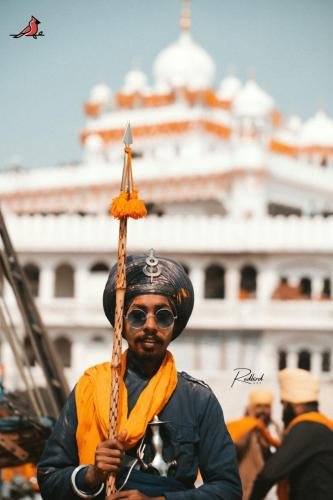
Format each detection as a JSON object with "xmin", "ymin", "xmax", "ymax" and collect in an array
[
  {"xmin": 257, "ymin": 413, "xmax": 271, "ymax": 426},
  {"xmin": 282, "ymin": 403, "xmax": 296, "ymax": 427}
]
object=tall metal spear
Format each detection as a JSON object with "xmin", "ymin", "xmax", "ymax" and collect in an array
[{"xmin": 105, "ymin": 123, "xmax": 146, "ymax": 498}]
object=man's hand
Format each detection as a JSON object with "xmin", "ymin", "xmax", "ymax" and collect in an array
[
  {"xmin": 109, "ymin": 491, "xmax": 165, "ymax": 500},
  {"xmin": 84, "ymin": 430, "xmax": 127, "ymax": 490}
]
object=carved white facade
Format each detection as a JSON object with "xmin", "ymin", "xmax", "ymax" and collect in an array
[{"xmin": 1, "ymin": 12, "xmax": 333, "ymax": 421}]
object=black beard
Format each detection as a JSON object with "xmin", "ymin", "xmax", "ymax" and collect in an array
[
  {"xmin": 283, "ymin": 403, "xmax": 296, "ymax": 427},
  {"xmin": 257, "ymin": 413, "xmax": 271, "ymax": 426}
]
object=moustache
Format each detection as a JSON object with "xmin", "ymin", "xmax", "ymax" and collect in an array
[{"xmin": 136, "ymin": 334, "xmax": 163, "ymax": 344}]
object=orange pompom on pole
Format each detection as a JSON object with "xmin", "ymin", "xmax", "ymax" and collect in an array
[{"xmin": 105, "ymin": 123, "xmax": 147, "ymax": 499}]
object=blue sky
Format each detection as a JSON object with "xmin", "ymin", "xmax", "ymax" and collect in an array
[{"xmin": 1, "ymin": 0, "xmax": 332, "ymax": 168}]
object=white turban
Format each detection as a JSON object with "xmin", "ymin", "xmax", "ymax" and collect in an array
[
  {"xmin": 278, "ymin": 368, "xmax": 319, "ymax": 404},
  {"xmin": 249, "ymin": 389, "xmax": 273, "ymax": 406}
]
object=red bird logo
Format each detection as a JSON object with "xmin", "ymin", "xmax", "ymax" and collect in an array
[{"xmin": 10, "ymin": 16, "xmax": 44, "ymax": 39}]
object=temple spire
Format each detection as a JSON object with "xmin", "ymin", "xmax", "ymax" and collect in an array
[{"xmin": 180, "ymin": 0, "xmax": 191, "ymax": 32}]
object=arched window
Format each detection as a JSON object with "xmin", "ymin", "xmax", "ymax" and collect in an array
[
  {"xmin": 322, "ymin": 278, "xmax": 331, "ymax": 299},
  {"xmin": 23, "ymin": 263, "xmax": 40, "ymax": 297},
  {"xmin": 54, "ymin": 336, "xmax": 71, "ymax": 368},
  {"xmin": 272, "ymin": 277, "xmax": 299, "ymax": 300},
  {"xmin": 322, "ymin": 350, "xmax": 331, "ymax": 372},
  {"xmin": 239, "ymin": 265, "xmax": 257, "ymax": 299},
  {"xmin": 278, "ymin": 350, "xmax": 287, "ymax": 370},
  {"xmin": 299, "ymin": 277, "xmax": 311, "ymax": 298},
  {"xmin": 55, "ymin": 264, "xmax": 74, "ymax": 298},
  {"xmin": 204, "ymin": 264, "xmax": 225, "ymax": 299},
  {"xmin": 298, "ymin": 349, "xmax": 311, "ymax": 371},
  {"xmin": 90, "ymin": 262, "xmax": 110, "ymax": 273}
]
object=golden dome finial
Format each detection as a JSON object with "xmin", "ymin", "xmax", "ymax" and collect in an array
[{"xmin": 180, "ymin": 0, "xmax": 191, "ymax": 31}]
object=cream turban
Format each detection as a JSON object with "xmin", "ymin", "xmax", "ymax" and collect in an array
[
  {"xmin": 249, "ymin": 389, "xmax": 274, "ymax": 406},
  {"xmin": 278, "ymin": 368, "xmax": 319, "ymax": 404}
]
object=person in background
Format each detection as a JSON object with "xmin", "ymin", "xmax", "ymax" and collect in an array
[
  {"xmin": 227, "ymin": 389, "xmax": 280, "ymax": 500},
  {"xmin": 250, "ymin": 368, "xmax": 333, "ymax": 500}
]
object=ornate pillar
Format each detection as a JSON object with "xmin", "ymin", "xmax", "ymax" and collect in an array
[
  {"xmin": 224, "ymin": 334, "xmax": 240, "ymax": 370},
  {"xmin": 289, "ymin": 275, "xmax": 299, "ymax": 288},
  {"xmin": 189, "ymin": 265, "xmax": 205, "ymax": 301},
  {"xmin": 312, "ymin": 277, "xmax": 323, "ymax": 300},
  {"xmin": 257, "ymin": 336, "xmax": 276, "ymax": 377},
  {"xmin": 74, "ymin": 265, "xmax": 89, "ymax": 301},
  {"xmin": 311, "ymin": 350, "xmax": 322, "ymax": 376},
  {"xmin": 288, "ymin": 349, "xmax": 298, "ymax": 368},
  {"xmin": 257, "ymin": 267, "xmax": 279, "ymax": 302},
  {"xmin": 225, "ymin": 265, "xmax": 239, "ymax": 302},
  {"xmin": 39, "ymin": 265, "xmax": 55, "ymax": 300}
]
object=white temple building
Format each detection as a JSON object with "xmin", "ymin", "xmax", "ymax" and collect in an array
[{"xmin": 1, "ymin": 4, "xmax": 333, "ymax": 420}]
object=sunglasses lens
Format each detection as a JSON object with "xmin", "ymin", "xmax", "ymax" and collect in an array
[
  {"xmin": 127, "ymin": 309, "xmax": 146, "ymax": 328},
  {"xmin": 155, "ymin": 309, "xmax": 175, "ymax": 328},
  {"xmin": 126, "ymin": 308, "xmax": 175, "ymax": 329}
]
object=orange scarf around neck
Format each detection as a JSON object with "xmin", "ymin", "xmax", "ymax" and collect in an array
[
  {"xmin": 75, "ymin": 349, "xmax": 178, "ymax": 464},
  {"xmin": 285, "ymin": 411, "xmax": 333, "ymax": 434}
]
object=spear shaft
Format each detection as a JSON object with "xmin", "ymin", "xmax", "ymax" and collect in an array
[
  {"xmin": 105, "ymin": 123, "xmax": 135, "ymax": 498},
  {"xmin": 105, "ymin": 122, "xmax": 146, "ymax": 498},
  {"xmin": 105, "ymin": 217, "xmax": 127, "ymax": 498}
]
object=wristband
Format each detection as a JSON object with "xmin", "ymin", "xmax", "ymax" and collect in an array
[{"xmin": 71, "ymin": 465, "xmax": 104, "ymax": 498}]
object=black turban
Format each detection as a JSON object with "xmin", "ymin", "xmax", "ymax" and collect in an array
[{"xmin": 103, "ymin": 252, "xmax": 194, "ymax": 339}]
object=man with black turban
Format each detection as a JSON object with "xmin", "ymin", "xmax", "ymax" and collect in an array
[{"xmin": 37, "ymin": 251, "xmax": 242, "ymax": 500}]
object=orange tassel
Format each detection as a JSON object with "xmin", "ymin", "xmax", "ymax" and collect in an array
[
  {"xmin": 110, "ymin": 191, "xmax": 129, "ymax": 219},
  {"xmin": 126, "ymin": 190, "xmax": 147, "ymax": 219}
]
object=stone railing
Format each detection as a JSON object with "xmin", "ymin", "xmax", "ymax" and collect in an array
[
  {"xmin": 19, "ymin": 297, "xmax": 332, "ymax": 331},
  {"xmin": 5, "ymin": 214, "xmax": 333, "ymax": 253}
]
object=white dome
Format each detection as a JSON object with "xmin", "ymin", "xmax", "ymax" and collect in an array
[
  {"xmin": 233, "ymin": 80, "xmax": 274, "ymax": 117},
  {"xmin": 273, "ymin": 115, "xmax": 302, "ymax": 146},
  {"xmin": 122, "ymin": 69, "xmax": 148, "ymax": 94},
  {"xmin": 154, "ymin": 80, "xmax": 172, "ymax": 95},
  {"xmin": 141, "ymin": 85, "xmax": 153, "ymax": 96},
  {"xmin": 85, "ymin": 134, "xmax": 103, "ymax": 152},
  {"xmin": 299, "ymin": 110, "xmax": 333, "ymax": 147},
  {"xmin": 286, "ymin": 115, "xmax": 302, "ymax": 132},
  {"xmin": 232, "ymin": 139, "xmax": 266, "ymax": 169},
  {"xmin": 153, "ymin": 32, "xmax": 215, "ymax": 90},
  {"xmin": 89, "ymin": 84, "xmax": 112, "ymax": 104},
  {"xmin": 217, "ymin": 75, "xmax": 241, "ymax": 101}
]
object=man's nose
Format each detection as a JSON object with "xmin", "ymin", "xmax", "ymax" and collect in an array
[{"xmin": 144, "ymin": 312, "xmax": 158, "ymax": 330}]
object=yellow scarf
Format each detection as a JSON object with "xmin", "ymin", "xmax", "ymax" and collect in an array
[
  {"xmin": 227, "ymin": 416, "xmax": 280, "ymax": 447},
  {"xmin": 75, "ymin": 349, "xmax": 178, "ymax": 464}
]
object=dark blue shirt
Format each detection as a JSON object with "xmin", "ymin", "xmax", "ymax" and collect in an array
[{"xmin": 37, "ymin": 353, "xmax": 241, "ymax": 499}]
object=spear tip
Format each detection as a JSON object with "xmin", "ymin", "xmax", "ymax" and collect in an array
[{"xmin": 123, "ymin": 122, "xmax": 133, "ymax": 146}]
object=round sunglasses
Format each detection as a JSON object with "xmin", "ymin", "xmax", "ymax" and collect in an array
[{"xmin": 125, "ymin": 308, "xmax": 177, "ymax": 329}]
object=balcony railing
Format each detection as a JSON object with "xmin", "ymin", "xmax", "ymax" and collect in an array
[{"xmin": 5, "ymin": 214, "xmax": 333, "ymax": 253}]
